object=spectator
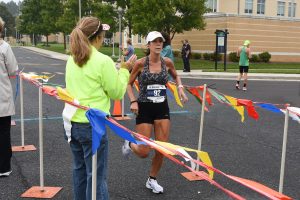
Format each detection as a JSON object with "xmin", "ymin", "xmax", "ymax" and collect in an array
[
  {"xmin": 0, "ymin": 17, "xmax": 18, "ymax": 178},
  {"xmin": 65, "ymin": 16, "xmax": 136, "ymax": 200},
  {"xmin": 160, "ymin": 32, "xmax": 174, "ymax": 62},
  {"xmin": 122, "ymin": 38, "xmax": 135, "ymax": 61},
  {"xmin": 182, "ymin": 39, "xmax": 191, "ymax": 72}
]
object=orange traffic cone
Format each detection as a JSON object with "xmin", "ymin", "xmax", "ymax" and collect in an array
[
  {"xmin": 111, "ymin": 100, "xmax": 131, "ymax": 120},
  {"xmin": 112, "ymin": 100, "xmax": 122, "ymax": 116}
]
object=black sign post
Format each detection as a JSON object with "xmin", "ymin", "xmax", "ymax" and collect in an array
[{"xmin": 214, "ymin": 29, "xmax": 229, "ymax": 71}]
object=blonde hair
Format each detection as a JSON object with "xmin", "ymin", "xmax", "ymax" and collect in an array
[
  {"xmin": 0, "ymin": 17, "xmax": 5, "ymax": 34},
  {"xmin": 70, "ymin": 17, "xmax": 104, "ymax": 67}
]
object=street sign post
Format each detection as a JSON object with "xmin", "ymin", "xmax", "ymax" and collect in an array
[{"xmin": 215, "ymin": 29, "xmax": 229, "ymax": 71}]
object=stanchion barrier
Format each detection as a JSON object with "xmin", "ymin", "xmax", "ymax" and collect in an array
[
  {"xmin": 21, "ymin": 84, "xmax": 62, "ymax": 199},
  {"xmin": 181, "ymin": 84, "xmax": 208, "ymax": 181},
  {"xmin": 12, "ymin": 74, "xmax": 36, "ymax": 152},
  {"xmin": 279, "ymin": 107, "xmax": 289, "ymax": 193},
  {"xmin": 20, "ymin": 72, "xmax": 295, "ymax": 200},
  {"xmin": 92, "ymin": 152, "xmax": 97, "ymax": 200},
  {"xmin": 103, "ymin": 114, "xmax": 292, "ymax": 200}
]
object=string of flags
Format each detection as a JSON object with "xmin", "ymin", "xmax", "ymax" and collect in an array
[
  {"xmin": 164, "ymin": 81, "xmax": 299, "ymax": 124},
  {"xmin": 16, "ymin": 72, "xmax": 296, "ymax": 199}
]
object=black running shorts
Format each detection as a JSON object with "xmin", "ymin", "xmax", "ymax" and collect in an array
[
  {"xmin": 239, "ymin": 66, "xmax": 249, "ymax": 73},
  {"xmin": 136, "ymin": 100, "xmax": 170, "ymax": 125}
]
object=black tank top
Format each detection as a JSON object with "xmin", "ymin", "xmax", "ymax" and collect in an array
[{"xmin": 137, "ymin": 56, "xmax": 168, "ymax": 102}]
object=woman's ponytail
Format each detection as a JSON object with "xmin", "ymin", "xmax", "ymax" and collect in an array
[{"xmin": 69, "ymin": 27, "xmax": 91, "ymax": 67}]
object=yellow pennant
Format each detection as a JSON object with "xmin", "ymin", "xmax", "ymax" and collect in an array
[
  {"xmin": 167, "ymin": 83, "xmax": 183, "ymax": 108},
  {"xmin": 57, "ymin": 87, "xmax": 74, "ymax": 103},
  {"xmin": 133, "ymin": 80, "xmax": 140, "ymax": 92},
  {"xmin": 225, "ymin": 95, "xmax": 245, "ymax": 122},
  {"xmin": 155, "ymin": 141, "xmax": 214, "ymax": 179}
]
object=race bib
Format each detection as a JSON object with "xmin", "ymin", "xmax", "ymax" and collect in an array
[{"xmin": 146, "ymin": 84, "xmax": 166, "ymax": 103}]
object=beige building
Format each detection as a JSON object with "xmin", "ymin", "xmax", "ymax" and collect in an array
[
  {"xmin": 34, "ymin": 0, "xmax": 300, "ymax": 62},
  {"xmin": 171, "ymin": 0, "xmax": 300, "ymax": 62}
]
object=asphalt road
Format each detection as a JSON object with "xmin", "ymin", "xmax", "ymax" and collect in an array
[{"xmin": 1, "ymin": 47, "xmax": 299, "ymax": 200}]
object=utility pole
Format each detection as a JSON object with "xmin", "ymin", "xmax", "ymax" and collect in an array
[
  {"xmin": 4, "ymin": 27, "xmax": 7, "ymax": 41},
  {"xmin": 79, "ymin": 0, "xmax": 81, "ymax": 19},
  {"xmin": 118, "ymin": 7, "xmax": 123, "ymax": 60}
]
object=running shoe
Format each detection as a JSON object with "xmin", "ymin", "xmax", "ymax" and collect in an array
[
  {"xmin": 146, "ymin": 178, "xmax": 164, "ymax": 194},
  {"xmin": 243, "ymin": 87, "xmax": 247, "ymax": 91},
  {"xmin": 122, "ymin": 140, "xmax": 132, "ymax": 159},
  {"xmin": 235, "ymin": 84, "xmax": 240, "ymax": 90}
]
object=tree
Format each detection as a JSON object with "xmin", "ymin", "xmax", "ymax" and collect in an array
[
  {"xmin": 0, "ymin": 1, "xmax": 20, "ymax": 17},
  {"xmin": 56, "ymin": 0, "xmax": 77, "ymax": 50},
  {"xmin": 19, "ymin": 0, "xmax": 43, "ymax": 45},
  {"xmin": 0, "ymin": 4, "xmax": 15, "ymax": 38},
  {"xmin": 91, "ymin": 1, "xmax": 119, "ymax": 33},
  {"xmin": 128, "ymin": 0, "xmax": 207, "ymax": 40},
  {"xmin": 40, "ymin": 0, "xmax": 63, "ymax": 46},
  {"xmin": 104, "ymin": 0, "xmax": 133, "ymax": 37}
]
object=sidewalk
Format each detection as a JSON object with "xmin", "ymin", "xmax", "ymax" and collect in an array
[{"xmin": 20, "ymin": 46, "xmax": 300, "ymax": 81}]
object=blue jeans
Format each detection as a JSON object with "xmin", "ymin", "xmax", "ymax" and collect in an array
[{"xmin": 69, "ymin": 122, "xmax": 109, "ymax": 200}]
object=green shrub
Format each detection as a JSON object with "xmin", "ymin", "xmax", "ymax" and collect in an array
[
  {"xmin": 229, "ymin": 52, "xmax": 239, "ymax": 62},
  {"xmin": 250, "ymin": 54, "xmax": 260, "ymax": 62},
  {"xmin": 203, "ymin": 53, "xmax": 211, "ymax": 60},
  {"xmin": 210, "ymin": 52, "xmax": 222, "ymax": 61},
  {"xmin": 192, "ymin": 52, "xmax": 201, "ymax": 59},
  {"xmin": 259, "ymin": 52, "xmax": 271, "ymax": 62}
]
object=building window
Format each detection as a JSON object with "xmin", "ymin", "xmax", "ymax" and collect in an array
[
  {"xmin": 288, "ymin": 2, "xmax": 296, "ymax": 17},
  {"xmin": 277, "ymin": 1, "xmax": 285, "ymax": 16},
  {"xmin": 206, "ymin": 0, "xmax": 217, "ymax": 12},
  {"xmin": 245, "ymin": 0, "xmax": 253, "ymax": 14},
  {"xmin": 257, "ymin": 0, "xmax": 265, "ymax": 14}
]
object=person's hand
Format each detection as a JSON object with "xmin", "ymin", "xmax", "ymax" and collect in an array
[
  {"xmin": 179, "ymin": 88, "xmax": 188, "ymax": 103},
  {"xmin": 121, "ymin": 54, "xmax": 137, "ymax": 71},
  {"xmin": 130, "ymin": 101, "xmax": 139, "ymax": 115}
]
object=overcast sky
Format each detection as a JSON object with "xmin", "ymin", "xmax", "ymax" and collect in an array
[{"xmin": 1, "ymin": 0, "xmax": 21, "ymax": 3}]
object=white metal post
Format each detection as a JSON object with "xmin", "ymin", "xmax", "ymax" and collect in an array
[
  {"xmin": 112, "ymin": 33, "xmax": 115, "ymax": 57},
  {"xmin": 122, "ymin": 99, "xmax": 125, "ymax": 118},
  {"xmin": 279, "ymin": 109, "xmax": 289, "ymax": 193},
  {"xmin": 20, "ymin": 76, "xmax": 25, "ymax": 146},
  {"xmin": 39, "ymin": 86, "xmax": 44, "ymax": 190},
  {"xmin": 196, "ymin": 84, "xmax": 207, "ymax": 171},
  {"xmin": 92, "ymin": 153, "xmax": 97, "ymax": 200}
]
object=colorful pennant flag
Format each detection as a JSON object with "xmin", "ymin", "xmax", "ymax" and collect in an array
[
  {"xmin": 155, "ymin": 141, "xmax": 214, "ymax": 179},
  {"xmin": 42, "ymin": 86, "xmax": 57, "ymax": 97},
  {"xmin": 186, "ymin": 87, "xmax": 209, "ymax": 111},
  {"xmin": 86, "ymin": 109, "xmax": 137, "ymax": 154},
  {"xmin": 133, "ymin": 80, "xmax": 140, "ymax": 92},
  {"xmin": 208, "ymin": 88, "xmax": 230, "ymax": 104},
  {"xmin": 255, "ymin": 103, "xmax": 282, "ymax": 113},
  {"xmin": 57, "ymin": 87, "xmax": 75, "ymax": 103},
  {"xmin": 225, "ymin": 95, "xmax": 245, "ymax": 122},
  {"xmin": 166, "ymin": 82, "xmax": 183, "ymax": 107},
  {"xmin": 237, "ymin": 99, "xmax": 259, "ymax": 120}
]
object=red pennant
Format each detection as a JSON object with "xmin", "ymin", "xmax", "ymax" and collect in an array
[
  {"xmin": 42, "ymin": 86, "xmax": 57, "ymax": 97},
  {"xmin": 237, "ymin": 99, "xmax": 259, "ymax": 120}
]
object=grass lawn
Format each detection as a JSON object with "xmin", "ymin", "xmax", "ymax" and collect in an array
[{"xmin": 36, "ymin": 43, "xmax": 300, "ymax": 74}]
